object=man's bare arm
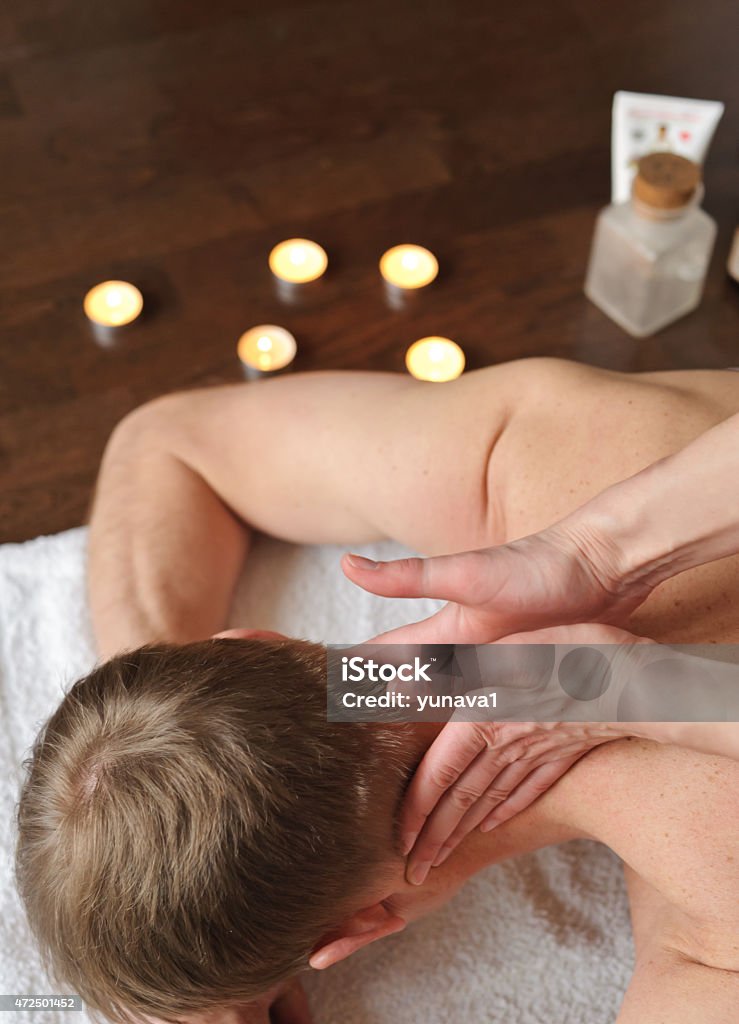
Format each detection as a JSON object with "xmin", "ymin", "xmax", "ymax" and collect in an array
[
  {"xmin": 87, "ymin": 368, "xmax": 515, "ymax": 658},
  {"xmin": 87, "ymin": 393, "xmax": 251, "ymax": 658}
]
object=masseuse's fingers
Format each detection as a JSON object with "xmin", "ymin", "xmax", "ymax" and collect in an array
[
  {"xmin": 406, "ymin": 749, "xmax": 539, "ymax": 884},
  {"xmin": 402, "ymin": 710, "xmax": 626, "ymax": 883},
  {"xmin": 478, "ymin": 756, "xmax": 584, "ymax": 833},
  {"xmin": 342, "ymin": 551, "xmax": 487, "ymax": 603},
  {"xmin": 398, "ymin": 722, "xmax": 487, "ymax": 857},
  {"xmin": 342, "ymin": 556, "xmax": 494, "ymax": 645},
  {"xmin": 409, "ymin": 755, "xmax": 584, "ymax": 886},
  {"xmin": 342, "ymin": 545, "xmax": 543, "ymax": 647},
  {"xmin": 443, "ymin": 753, "xmax": 584, "ymax": 859}
]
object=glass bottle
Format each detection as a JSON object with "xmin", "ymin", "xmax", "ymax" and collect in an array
[{"xmin": 584, "ymin": 152, "xmax": 716, "ymax": 337}]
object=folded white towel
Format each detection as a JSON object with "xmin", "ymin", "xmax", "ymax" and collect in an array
[{"xmin": 0, "ymin": 528, "xmax": 633, "ymax": 1023}]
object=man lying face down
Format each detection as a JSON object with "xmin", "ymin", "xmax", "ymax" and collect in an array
[
  {"xmin": 17, "ymin": 354, "xmax": 739, "ymax": 1023},
  {"xmin": 15, "ymin": 634, "xmax": 739, "ymax": 1024}
]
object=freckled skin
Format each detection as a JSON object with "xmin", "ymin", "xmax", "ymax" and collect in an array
[
  {"xmin": 371, "ymin": 732, "xmax": 739, "ymax": 1024},
  {"xmin": 486, "ymin": 361, "xmax": 739, "ymax": 642}
]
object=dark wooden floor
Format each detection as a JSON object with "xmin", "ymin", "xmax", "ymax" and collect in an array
[{"xmin": 1, "ymin": 1, "xmax": 737, "ymax": 542}]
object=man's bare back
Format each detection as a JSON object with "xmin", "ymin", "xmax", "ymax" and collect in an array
[{"xmin": 99, "ymin": 357, "xmax": 739, "ymax": 651}]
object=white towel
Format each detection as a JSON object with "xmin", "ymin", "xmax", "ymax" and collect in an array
[{"xmin": 0, "ymin": 528, "xmax": 633, "ymax": 1024}]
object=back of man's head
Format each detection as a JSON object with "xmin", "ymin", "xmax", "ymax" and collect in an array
[{"xmin": 15, "ymin": 638, "xmax": 412, "ymax": 1023}]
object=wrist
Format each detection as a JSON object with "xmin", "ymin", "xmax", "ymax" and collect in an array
[
  {"xmin": 556, "ymin": 466, "xmax": 676, "ymax": 601},
  {"xmin": 562, "ymin": 433, "xmax": 739, "ymax": 596}
]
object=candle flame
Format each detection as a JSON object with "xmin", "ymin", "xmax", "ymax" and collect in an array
[
  {"xmin": 405, "ymin": 336, "xmax": 465, "ymax": 382},
  {"xmin": 269, "ymin": 239, "xmax": 328, "ymax": 283},
  {"xmin": 379, "ymin": 245, "xmax": 438, "ymax": 290},
  {"xmin": 84, "ymin": 280, "xmax": 143, "ymax": 328},
  {"xmin": 237, "ymin": 324, "xmax": 297, "ymax": 375}
]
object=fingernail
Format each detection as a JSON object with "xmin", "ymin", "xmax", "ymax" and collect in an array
[
  {"xmin": 432, "ymin": 846, "xmax": 453, "ymax": 868},
  {"xmin": 480, "ymin": 819, "xmax": 500, "ymax": 833},
  {"xmin": 408, "ymin": 861, "xmax": 431, "ymax": 886},
  {"xmin": 346, "ymin": 553, "xmax": 380, "ymax": 570},
  {"xmin": 400, "ymin": 831, "xmax": 418, "ymax": 856}
]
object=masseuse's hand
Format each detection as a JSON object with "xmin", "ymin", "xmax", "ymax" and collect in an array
[
  {"xmin": 344, "ymin": 408, "xmax": 739, "ymax": 645},
  {"xmin": 396, "ymin": 623, "xmax": 642, "ymax": 886},
  {"xmin": 343, "ymin": 410, "xmax": 739, "ymax": 882},
  {"xmin": 342, "ymin": 523, "xmax": 653, "ymax": 884},
  {"xmin": 341, "ymin": 524, "xmax": 650, "ymax": 646}
]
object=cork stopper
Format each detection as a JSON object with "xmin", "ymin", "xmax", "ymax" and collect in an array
[{"xmin": 633, "ymin": 152, "xmax": 701, "ymax": 209}]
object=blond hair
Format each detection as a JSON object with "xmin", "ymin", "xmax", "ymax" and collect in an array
[{"xmin": 16, "ymin": 639, "xmax": 413, "ymax": 1023}]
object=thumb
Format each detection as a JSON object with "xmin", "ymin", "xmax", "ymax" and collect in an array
[{"xmin": 342, "ymin": 550, "xmax": 485, "ymax": 603}]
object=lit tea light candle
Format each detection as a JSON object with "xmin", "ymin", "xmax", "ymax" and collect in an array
[
  {"xmin": 237, "ymin": 325, "xmax": 297, "ymax": 380},
  {"xmin": 269, "ymin": 239, "xmax": 328, "ymax": 284},
  {"xmin": 405, "ymin": 336, "xmax": 465, "ymax": 382},
  {"xmin": 83, "ymin": 280, "xmax": 143, "ymax": 328},
  {"xmin": 379, "ymin": 244, "xmax": 439, "ymax": 290}
]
